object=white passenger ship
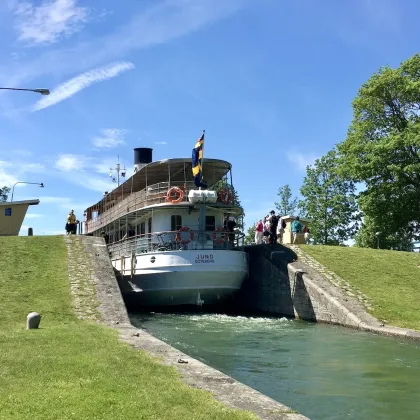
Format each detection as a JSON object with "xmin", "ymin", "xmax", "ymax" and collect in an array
[{"xmin": 84, "ymin": 147, "xmax": 248, "ymax": 308}]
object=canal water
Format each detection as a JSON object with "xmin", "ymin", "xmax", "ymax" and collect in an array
[{"xmin": 130, "ymin": 312, "xmax": 420, "ymax": 420}]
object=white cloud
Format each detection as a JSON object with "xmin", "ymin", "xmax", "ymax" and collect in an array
[
  {"xmin": 55, "ymin": 154, "xmax": 90, "ymax": 172},
  {"xmin": 1, "ymin": 0, "xmax": 247, "ymax": 89},
  {"xmin": 53, "ymin": 153, "xmax": 124, "ymax": 193},
  {"xmin": 79, "ymin": 177, "xmax": 113, "ymax": 194},
  {"xmin": 154, "ymin": 141, "xmax": 168, "ymax": 145},
  {"xmin": 25, "ymin": 213, "xmax": 42, "ymax": 218},
  {"xmin": 0, "ymin": 166, "xmax": 18, "ymax": 187},
  {"xmin": 92, "ymin": 128, "xmax": 126, "ymax": 149},
  {"xmin": 10, "ymin": 0, "xmax": 89, "ymax": 45},
  {"xmin": 0, "ymin": 159, "xmax": 45, "ymax": 188},
  {"xmin": 25, "ymin": 163, "xmax": 45, "ymax": 172},
  {"xmin": 39, "ymin": 196, "xmax": 90, "ymax": 212},
  {"xmin": 11, "ymin": 149, "xmax": 32, "ymax": 156},
  {"xmin": 286, "ymin": 152, "xmax": 319, "ymax": 171},
  {"xmin": 32, "ymin": 61, "xmax": 135, "ymax": 111}
]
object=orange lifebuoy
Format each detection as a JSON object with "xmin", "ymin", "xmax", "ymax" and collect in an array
[
  {"xmin": 167, "ymin": 187, "xmax": 184, "ymax": 204},
  {"xmin": 213, "ymin": 227, "xmax": 227, "ymax": 244},
  {"xmin": 218, "ymin": 187, "xmax": 233, "ymax": 204},
  {"xmin": 175, "ymin": 226, "xmax": 194, "ymax": 245}
]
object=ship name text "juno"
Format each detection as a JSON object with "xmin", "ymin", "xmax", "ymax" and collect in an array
[{"xmin": 195, "ymin": 254, "xmax": 215, "ymax": 264}]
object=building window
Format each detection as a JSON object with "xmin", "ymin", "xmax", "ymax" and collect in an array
[
  {"xmin": 171, "ymin": 215, "xmax": 182, "ymax": 231},
  {"xmin": 205, "ymin": 216, "xmax": 215, "ymax": 231}
]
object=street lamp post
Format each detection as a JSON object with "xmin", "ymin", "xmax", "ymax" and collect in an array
[
  {"xmin": 0, "ymin": 87, "xmax": 50, "ymax": 95},
  {"xmin": 11, "ymin": 182, "xmax": 44, "ymax": 202}
]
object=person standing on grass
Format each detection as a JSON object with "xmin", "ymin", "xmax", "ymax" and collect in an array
[
  {"xmin": 291, "ymin": 216, "xmax": 302, "ymax": 244},
  {"xmin": 66, "ymin": 210, "xmax": 77, "ymax": 235},
  {"xmin": 303, "ymin": 225, "xmax": 311, "ymax": 244},
  {"xmin": 255, "ymin": 219, "xmax": 264, "ymax": 244}
]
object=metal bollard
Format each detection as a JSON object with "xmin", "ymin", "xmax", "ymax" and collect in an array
[
  {"xmin": 28, "ymin": 227, "xmax": 33, "ymax": 236},
  {"xmin": 26, "ymin": 312, "xmax": 41, "ymax": 329}
]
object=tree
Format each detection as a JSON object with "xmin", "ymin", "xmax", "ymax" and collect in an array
[
  {"xmin": 354, "ymin": 216, "xmax": 414, "ymax": 251},
  {"xmin": 213, "ymin": 178, "xmax": 244, "ymax": 230},
  {"xmin": 299, "ymin": 149, "xmax": 360, "ymax": 245},
  {"xmin": 338, "ymin": 54, "xmax": 420, "ymax": 243},
  {"xmin": 275, "ymin": 185, "xmax": 298, "ymax": 216},
  {"xmin": 0, "ymin": 186, "xmax": 10, "ymax": 202},
  {"xmin": 244, "ymin": 222, "xmax": 256, "ymax": 245}
]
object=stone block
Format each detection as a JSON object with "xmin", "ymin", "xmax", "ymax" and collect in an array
[{"xmin": 26, "ymin": 312, "xmax": 41, "ymax": 329}]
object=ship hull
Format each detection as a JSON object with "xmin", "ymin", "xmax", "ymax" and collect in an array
[{"xmin": 112, "ymin": 250, "xmax": 248, "ymax": 308}]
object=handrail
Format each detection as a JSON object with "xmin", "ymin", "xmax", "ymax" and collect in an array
[
  {"xmin": 85, "ymin": 181, "xmax": 196, "ymax": 234},
  {"xmin": 106, "ymin": 229, "xmax": 245, "ymax": 259},
  {"xmin": 84, "ymin": 181, "xmax": 238, "ymax": 234}
]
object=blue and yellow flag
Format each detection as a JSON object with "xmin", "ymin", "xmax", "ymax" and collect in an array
[{"xmin": 192, "ymin": 131, "xmax": 205, "ymax": 187}]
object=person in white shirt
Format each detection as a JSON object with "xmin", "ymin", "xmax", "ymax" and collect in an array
[
  {"xmin": 276, "ymin": 216, "xmax": 285, "ymax": 244},
  {"xmin": 263, "ymin": 216, "xmax": 271, "ymax": 244}
]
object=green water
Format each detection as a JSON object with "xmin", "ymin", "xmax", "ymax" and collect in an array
[{"xmin": 131, "ymin": 312, "xmax": 420, "ymax": 420}]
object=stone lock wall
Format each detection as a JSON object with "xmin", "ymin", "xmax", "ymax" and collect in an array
[{"xmin": 241, "ymin": 244, "xmax": 368, "ymax": 324}]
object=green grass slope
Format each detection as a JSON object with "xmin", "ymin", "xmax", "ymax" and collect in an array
[
  {"xmin": 301, "ymin": 245, "xmax": 420, "ymax": 331},
  {"xmin": 0, "ymin": 236, "xmax": 255, "ymax": 420}
]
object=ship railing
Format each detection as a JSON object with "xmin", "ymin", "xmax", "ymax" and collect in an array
[
  {"xmin": 107, "ymin": 229, "xmax": 245, "ymax": 259},
  {"xmin": 86, "ymin": 181, "xmax": 198, "ymax": 233}
]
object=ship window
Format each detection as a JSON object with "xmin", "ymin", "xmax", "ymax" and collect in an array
[
  {"xmin": 171, "ymin": 215, "xmax": 182, "ymax": 231},
  {"xmin": 139, "ymin": 222, "xmax": 145, "ymax": 235},
  {"xmin": 205, "ymin": 216, "xmax": 215, "ymax": 231}
]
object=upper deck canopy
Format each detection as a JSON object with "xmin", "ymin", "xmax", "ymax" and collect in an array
[{"xmin": 85, "ymin": 157, "xmax": 232, "ymax": 213}]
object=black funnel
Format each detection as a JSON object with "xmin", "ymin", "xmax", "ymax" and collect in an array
[{"xmin": 134, "ymin": 148, "xmax": 153, "ymax": 166}]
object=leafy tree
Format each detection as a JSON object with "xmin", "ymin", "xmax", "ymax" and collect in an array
[
  {"xmin": 275, "ymin": 184, "xmax": 298, "ymax": 216},
  {"xmin": 299, "ymin": 149, "xmax": 360, "ymax": 245},
  {"xmin": 338, "ymin": 54, "xmax": 420, "ymax": 242},
  {"xmin": 0, "ymin": 186, "xmax": 10, "ymax": 202},
  {"xmin": 355, "ymin": 216, "xmax": 414, "ymax": 251},
  {"xmin": 213, "ymin": 178, "xmax": 244, "ymax": 229},
  {"xmin": 213, "ymin": 178, "xmax": 242, "ymax": 207},
  {"xmin": 244, "ymin": 222, "xmax": 256, "ymax": 245}
]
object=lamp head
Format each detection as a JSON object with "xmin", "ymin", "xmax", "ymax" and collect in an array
[{"xmin": 34, "ymin": 89, "xmax": 50, "ymax": 95}]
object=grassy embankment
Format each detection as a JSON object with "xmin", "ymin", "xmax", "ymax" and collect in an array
[
  {"xmin": 301, "ymin": 245, "xmax": 420, "ymax": 331},
  {"xmin": 0, "ymin": 236, "xmax": 255, "ymax": 420}
]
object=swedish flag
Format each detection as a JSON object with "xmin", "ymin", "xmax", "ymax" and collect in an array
[{"xmin": 192, "ymin": 131, "xmax": 205, "ymax": 187}]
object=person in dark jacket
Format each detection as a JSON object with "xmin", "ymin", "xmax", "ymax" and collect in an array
[
  {"xmin": 268, "ymin": 210, "xmax": 278, "ymax": 244},
  {"xmin": 226, "ymin": 217, "xmax": 237, "ymax": 242}
]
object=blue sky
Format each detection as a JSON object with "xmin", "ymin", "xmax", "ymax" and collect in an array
[{"xmin": 0, "ymin": 0, "xmax": 419, "ymax": 235}]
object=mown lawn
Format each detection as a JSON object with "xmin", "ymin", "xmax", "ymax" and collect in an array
[
  {"xmin": 0, "ymin": 236, "xmax": 255, "ymax": 420},
  {"xmin": 301, "ymin": 245, "xmax": 420, "ymax": 331}
]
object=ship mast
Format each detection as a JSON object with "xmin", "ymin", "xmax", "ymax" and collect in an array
[{"xmin": 109, "ymin": 155, "xmax": 127, "ymax": 187}]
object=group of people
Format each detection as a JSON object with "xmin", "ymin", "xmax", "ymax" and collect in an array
[{"xmin": 254, "ymin": 211, "xmax": 310, "ymax": 245}]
